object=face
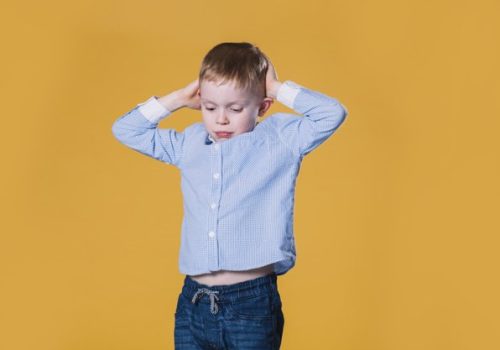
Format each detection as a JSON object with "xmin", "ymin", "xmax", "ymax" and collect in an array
[{"xmin": 199, "ymin": 78, "xmax": 272, "ymax": 142}]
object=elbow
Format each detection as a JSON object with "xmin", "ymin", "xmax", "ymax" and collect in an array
[
  {"xmin": 327, "ymin": 102, "xmax": 348, "ymax": 132},
  {"xmin": 111, "ymin": 119, "xmax": 126, "ymax": 143},
  {"xmin": 111, "ymin": 120, "xmax": 120, "ymax": 139},
  {"xmin": 331, "ymin": 101, "xmax": 348, "ymax": 126},
  {"xmin": 335, "ymin": 103, "xmax": 348, "ymax": 128},
  {"xmin": 340, "ymin": 103, "xmax": 348, "ymax": 120}
]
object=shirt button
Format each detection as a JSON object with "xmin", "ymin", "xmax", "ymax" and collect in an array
[
  {"xmin": 208, "ymin": 231, "xmax": 215, "ymax": 238},
  {"xmin": 210, "ymin": 202, "xmax": 217, "ymax": 209},
  {"xmin": 214, "ymin": 144, "xmax": 220, "ymax": 150},
  {"xmin": 213, "ymin": 172, "xmax": 220, "ymax": 179}
]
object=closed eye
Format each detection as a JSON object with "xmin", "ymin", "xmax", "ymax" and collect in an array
[{"xmin": 204, "ymin": 107, "xmax": 242, "ymax": 112}]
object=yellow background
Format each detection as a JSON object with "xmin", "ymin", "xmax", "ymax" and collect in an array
[{"xmin": 1, "ymin": 0, "xmax": 499, "ymax": 349}]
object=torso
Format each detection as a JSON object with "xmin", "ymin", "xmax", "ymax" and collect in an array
[{"xmin": 188, "ymin": 263, "xmax": 275, "ymax": 286}]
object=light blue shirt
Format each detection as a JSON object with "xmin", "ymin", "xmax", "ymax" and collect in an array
[{"xmin": 112, "ymin": 80, "xmax": 348, "ymax": 276}]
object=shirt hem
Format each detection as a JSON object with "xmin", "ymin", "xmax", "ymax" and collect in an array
[{"xmin": 179, "ymin": 254, "xmax": 295, "ymax": 276}]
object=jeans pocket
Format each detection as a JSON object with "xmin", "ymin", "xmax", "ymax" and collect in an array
[
  {"xmin": 272, "ymin": 287, "xmax": 282, "ymax": 310},
  {"xmin": 225, "ymin": 293, "xmax": 274, "ymax": 321},
  {"xmin": 174, "ymin": 293, "xmax": 190, "ymax": 320}
]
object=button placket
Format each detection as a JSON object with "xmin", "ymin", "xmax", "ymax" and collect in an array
[{"xmin": 207, "ymin": 142, "xmax": 222, "ymax": 270}]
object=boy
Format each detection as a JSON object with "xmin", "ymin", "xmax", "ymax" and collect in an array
[{"xmin": 112, "ymin": 42, "xmax": 348, "ymax": 349}]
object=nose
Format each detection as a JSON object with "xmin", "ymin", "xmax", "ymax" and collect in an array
[{"xmin": 216, "ymin": 110, "xmax": 229, "ymax": 125}]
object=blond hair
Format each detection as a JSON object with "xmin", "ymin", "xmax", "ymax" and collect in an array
[{"xmin": 199, "ymin": 42, "xmax": 269, "ymax": 97}]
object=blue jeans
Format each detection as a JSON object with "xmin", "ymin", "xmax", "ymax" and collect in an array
[{"xmin": 174, "ymin": 272, "xmax": 285, "ymax": 349}]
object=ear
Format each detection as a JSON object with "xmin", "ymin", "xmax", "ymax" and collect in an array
[{"xmin": 257, "ymin": 97, "xmax": 274, "ymax": 116}]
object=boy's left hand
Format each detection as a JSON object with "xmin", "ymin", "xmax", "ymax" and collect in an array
[{"xmin": 264, "ymin": 55, "xmax": 282, "ymax": 100}]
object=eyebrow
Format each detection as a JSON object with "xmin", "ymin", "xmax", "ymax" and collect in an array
[{"xmin": 201, "ymin": 98, "xmax": 246, "ymax": 105}]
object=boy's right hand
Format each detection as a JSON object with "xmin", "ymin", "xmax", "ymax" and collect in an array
[
  {"xmin": 178, "ymin": 79, "xmax": 201, "ymax": 110},
  {"xmin": 157, "ymin": 79, "xmax": 201, "ymax": 112}
]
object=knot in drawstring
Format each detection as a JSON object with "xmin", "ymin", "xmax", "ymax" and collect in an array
[{"xmin": 191, "ymin": 288, "xmax": 220, "ymax": 314}]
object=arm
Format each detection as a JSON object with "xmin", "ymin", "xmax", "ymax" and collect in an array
[
  {"xmin": 273, "ymin": 80, "xmax": 348, "ymax": 157},
  {"xmin": 111, "ymin": 80, "xmax": 200, "ymax": 167},
  {"xmin": 264, "ymin": 56, "xmax": 348, "ymax": 157}
]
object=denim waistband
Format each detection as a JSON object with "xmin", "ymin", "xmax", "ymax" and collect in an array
[{"xmin": 181, "ymin": 272, "xmax": 278, "ymax": 307}]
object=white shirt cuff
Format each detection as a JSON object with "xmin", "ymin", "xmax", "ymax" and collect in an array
[
  {"xmin": 137, "ymin": 96, "xmax": 172, "ymax": 123},
  {"xmin": 276, "ymin": 80, "xmax": 302, "ymax": 109}
]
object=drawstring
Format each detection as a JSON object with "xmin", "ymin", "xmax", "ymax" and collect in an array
[{"xmin": 191, "ymin": 288, "xmax": 220, "ymax": 314}]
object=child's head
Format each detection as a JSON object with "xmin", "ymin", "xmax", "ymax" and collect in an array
[{"xmin": 198, "ymin": 42, "xmax": 274, "ymax": 142}]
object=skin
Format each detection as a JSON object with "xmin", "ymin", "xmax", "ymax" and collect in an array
[{"xmin": 158, "ymin": 55, "xmax": 283, "ymax": 143}]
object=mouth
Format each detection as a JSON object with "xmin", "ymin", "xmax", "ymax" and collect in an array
[{"xmin": 215, "ymin": 132, "xmax": 233, "ymax": 138}]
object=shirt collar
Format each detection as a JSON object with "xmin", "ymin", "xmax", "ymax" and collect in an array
[{"xmin": 205, "ymin": 132, "xmax": 215, "ymax": 145}]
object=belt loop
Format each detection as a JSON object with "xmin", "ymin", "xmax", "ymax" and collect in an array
[{"xmin": 268, "ymin": 273, "xmax": 277, "ymax": 294}]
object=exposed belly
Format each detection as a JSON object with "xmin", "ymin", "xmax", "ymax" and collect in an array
[{"xmin": 188, "ymin": 263, "xmax": 275, "ymax": 286}]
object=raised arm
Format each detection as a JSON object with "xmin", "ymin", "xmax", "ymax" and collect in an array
[
  {"xmin": 111, "ymin": 80, "xmax": 201, "ymax": 167},
  {"xmin": 264, "ymin": 57, "xmax": 348, "ymax": 157}
]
